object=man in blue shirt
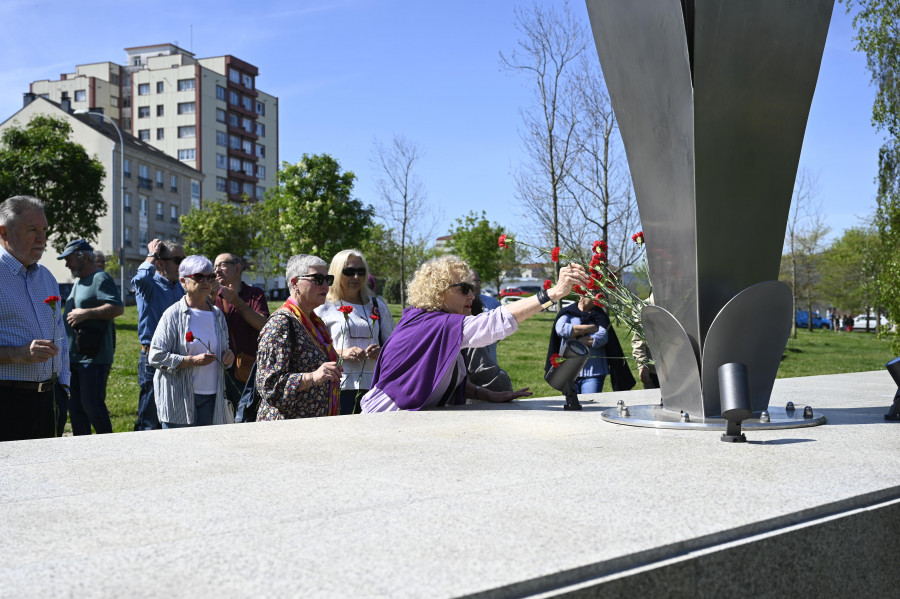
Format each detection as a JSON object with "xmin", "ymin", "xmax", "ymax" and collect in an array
[
  {"xmin": 132, "ymin": 238, "xmax": 184, "ymax": 430},
  {"xmin": 59, "ymin": 239, "xmax": 124, "ymax": 435},
  {"xmin": 0, "ymin": 196, "xmax": 71, "ymax": 441}
]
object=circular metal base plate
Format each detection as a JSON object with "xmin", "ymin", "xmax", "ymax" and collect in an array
[{"xmin": 601, "ymin": 404, "xmax": 826, "ymax": 430}]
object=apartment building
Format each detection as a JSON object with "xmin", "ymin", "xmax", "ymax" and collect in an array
[
  {"xmin": 29, "ymin": 43, "xmax": 278, "ymax": 204},
  {"xmin": 0, "ymin": 96, "xmax": 203, "ymax": 290}
]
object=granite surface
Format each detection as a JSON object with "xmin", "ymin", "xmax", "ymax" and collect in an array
[{"xmin": 1, "ymin": 371, "xmax": 898, "ymax": 598}]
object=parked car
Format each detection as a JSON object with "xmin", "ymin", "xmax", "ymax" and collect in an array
[
  {"xmin": 852, "ymin": 314, "xmax": 890, "ymax": 331},
  {"xmin": 795, "ymin": 310, "xmax": 830, "ymax": 329},
  {"xmin": 499, "ymin": 285, "xmax": 542, "ymax": 299}
]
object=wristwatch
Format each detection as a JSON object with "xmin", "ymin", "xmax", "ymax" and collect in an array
[
  {"xmin": 147, "ymin": 252, "xmax": 157, "ymax": 259},
  {"xmin": 536, "ymin": 289, "xmax": 554, "ymax": 310}
]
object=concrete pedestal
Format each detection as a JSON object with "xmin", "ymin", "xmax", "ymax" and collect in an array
[{"xmin": 1, "ymin": 371, "xmax": 898, "ymax": 597}]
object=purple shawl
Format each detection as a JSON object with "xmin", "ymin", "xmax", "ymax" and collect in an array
[{"xmin": 370, "ymin": 307, "xmax": 466, "ymax": 410}]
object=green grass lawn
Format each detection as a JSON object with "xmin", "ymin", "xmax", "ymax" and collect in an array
[{"xmin": 97, "ymin": 303, "xmax": 895, "ymax": 433}]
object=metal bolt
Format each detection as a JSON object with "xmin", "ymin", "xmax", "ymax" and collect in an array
[
  {"xmin": 622, "ymin": 406, "xmax": 630, "ymax": 417},
  {"xmin": 680, "ymin": 412, "xmax": 690, "ymax": 423},
  {"xmin": 760, "ymin": 411, "xmax": 770, "ymax": 423},
  {"xmin": 786, "ymin": 401, "xmax": 795, "ymax": 411},
  {"xmin": 803, "ymin": 406, "xmax": 813, "ymax": 418},
  {"xmin": 617, "ymin": 399, "xmax": 625, "ymax": 412}
]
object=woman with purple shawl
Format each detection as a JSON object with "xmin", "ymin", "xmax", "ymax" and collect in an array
[{"xmin": 361, "ymin": 255, "xmax": 589, "ymax": 412}]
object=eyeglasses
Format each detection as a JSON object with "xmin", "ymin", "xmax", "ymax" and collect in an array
[
  {"xmin": 214, "ymin": 260, "xmax": 238, "ymax": 269},
  {"xmin": 161, "ymin": 256, "xmax": 184, "ymax": 265},
  {"xmin": 300, "ymin": 273, "xmax": 334, "ymax": 286},
  {"xmin": 449, "ymin": 282, "xmax": 475, "ymax": 295},
  {"xmin": 342, "ymin": 267, "xmax": 367, "ymax": 278},
  {"xmin": 186, "ymin": 273, "xmax": 216, "ymax": 283}
]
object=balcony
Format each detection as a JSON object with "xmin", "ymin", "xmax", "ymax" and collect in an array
[
  {"xmin": 138, "ymin": 177, "xmax": 152, "ymax": 190},
  {"xmin": 226, "ymin": 78, "xmax": 258, "ymax": 98}
]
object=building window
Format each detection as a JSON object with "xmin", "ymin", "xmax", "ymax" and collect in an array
[
  {"xmin": 156, "ymin": 170, "xmax": 164, "ymax": 188},
  {"xmin": 156, "ymin": 201, "xmax": 164, "ymax": 220},
  {"xmin": 228, "ymin": 113, "xmax": 239, "ymax": 127},
  {"xmin": 140, "ymin": 230, "xmax": 148, "ymax": 247},
  {"xmin": 216, "ymin": 108, "xmax": 226, "ymax": 123},
  {"xmin": 256, "ymin": 144, "xmax": 265, "ymax": 158},
  {"xmin": 191, "ymin": 180, "xmax": 200, "ymax": 208},
  {"xmin": 124, "ymin": 192, "xmax": 132, "ymax": 212},
  {"xmin": 177, "ymin": 79, "xmax": 195, "ymax": 91},
  {"xmin": 139, "ymin": 195, "xmax": 148, "ymax": 216},
  {"xmin": 229, "ymin": 180, "xmax": 240, "ymax": 194},
  {"xmin": 170, "ymin": 174, "xmax": 178, "ymax": 192},
  {"xmin": 216, "ymin": 153, "xmax": 227, "ymax": 169},
  {"xmin": 111, "ymin": 73, "xmax": 120, "ymax": 86},
  {"xmin": 243, "ymin": 182, "xmax": 255, "ymax": 196},
  {"xmin": 229, "ymin": 135, "xmax": 241, "ymax": 150},
  {"xmin": 138, "ymin": 165, "xmax": 151, "ymax": 189},
  {"xmin": 243, "ymin": 118, "xmax": 253, "ymax": 133},
  {"xmin": 216, "ymin": 131, "xmax": 227, "ymax": 147},
  {"xmin": 156, "ymin": 105, "xmax": 164, "ymax": 117},
  {"xmin": 138, "ymin": 129, "xmax": 150, "ymax": 141},
  {"xmin": 216, "ymin": 177, "xmax": 227, "ymax": 192},
  {"xmin": 256, "ymin": 123, "xmax": 265, "ymax": 137},
  {"xmin": 178, "ymin": 148, "xmax": 196, "ymax": 160},
  {"xmin": 256, "ymin": 185, "xmax": 266, "ymax": 200},
  {"xmin": 242, "ymin": 140, "xmax": 252, "ymax": 154},
  {"xmin": 156, "ymin": 82, "xmax": 164, "ymax": 94},
  {"xmin": 243, "ymin": 161, "xmax": 254, "ymax": 176},
  {"xmin": 137, "ymin": 106, "xmax": 150, "ymax": 118},
  {"xmin": 242, "ymin": 74, "xmax": 253, "ymax": 89},
  {"xmin": 156, "ymin": 128, "xmax": 164, "ymax": 140},
  {"xmin": 138, "ymin": 83, "xmax": 149, "ymax": 95},
  {"xmin": 125, "ymin": 226, "xmax": 133, "ymax": 246},
  {"xmin": 229, "ymin": 68, "xmax": 241, "ymax": 83},
  {"xmin": 74, "ymin": 90, "xmax": 86, "ymax": 102},
  {"xmin": 255, "ymin": 101, "xmax": 265, "ymax": 116},
  {"xmin": 177, "ymin": 102, "xmax": 195, "ymax": 114},
  {"xmin": 229, "ymin": 91, "xmax": 239, "ymax": 105},
  {"xmin": 256, "ymin": 165, "xmax": 266, "ymax": 180},
  {"xmin": 111, "ymin": 96, "xmax": 119, "ymax": 108},
  {"xmin": 216, "ymin": 85, "xmax": 226, "ymax": 101},
  {"xmin": 229, "ymin": 157, "xmax": 241, "ymax": 171},
  {"xmin": 242, "ymin": 96, "xmax": 253, "ymax": 111},
  {"xmin": 170, "ymin": 205, "xmax": 178, "ymax": 223},
  {"xmin": 177, "ymin": 125, "xmax": 195, "ymax": 138},
  {"xmin": 124, "ymin": 159, "xmax": 131, "ymax": 177}
]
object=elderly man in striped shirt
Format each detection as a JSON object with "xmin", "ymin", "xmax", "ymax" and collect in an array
[{"xmin": 0, "ymin": 196, "xmax": 70, "ymax": 441}]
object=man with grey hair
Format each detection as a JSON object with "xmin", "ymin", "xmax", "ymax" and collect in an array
[
  {"xmin": 132, "ymin": 237, "xmax": 185, "ymax": 430},
  {"xmin": 0, "ymin": 195, "xmax": 71, "ymax": 441},
  {"xmin": 59, "ymin": 239, "xmax": 124, "ymax": 435}
]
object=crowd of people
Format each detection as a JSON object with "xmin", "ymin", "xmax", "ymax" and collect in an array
[{"xmin": 1, "ymin": 194, "xmax": 657, "ymax": 442}]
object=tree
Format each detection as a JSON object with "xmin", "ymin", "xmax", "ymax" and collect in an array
[
  {"xmin": 371, "ymin": 135, "xmax": 434, "ymax": 307},
  {"xmin": 0, "ymin": 115, "xmax": 106, "ymax": 252},
  {"xmin": 501, "ymin": 1, "xmax": 586, "ymax": 290},
  {"xmin": 446, "ymin": 211, "xmax": 521, "ymax": 293},
  {"xmin": 844, "ymin": 1, "xmax": 900, "ymax": 348},
  {"xmin": 268, "ymin": 154, "xmax": 374, "ymax": 263},
  {"xmin": 820, "ymin": 226, "xmax": 880, "ymax": 319},
  {"xmin": 782, "ymin": 170, "xmax": 830, "ymax": 336},
  {"xmin": 180, "ymin": 199, "xmax": 259, "ymax": 259}
]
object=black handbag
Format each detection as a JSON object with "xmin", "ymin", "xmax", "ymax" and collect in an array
[{"xmin": 73, "ymin": 325, "xmax": 104, "ymax": 357}]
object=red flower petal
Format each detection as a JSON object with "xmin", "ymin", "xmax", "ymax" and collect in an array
[
  {"xmin": 337, "ymin": 305, "xmax": 354, "ymax": 315},
  {"xmin": 550, "ymin": 247, "xmax": 560, "ymax": 262},
  {"xmin": 498, "ymin": 234, "xmax": 508, "ymax": 249},
  {"xmin": 543, "ymin": 279, "xmax": 552, "ymax": 290},
  {"xmin": 185, "ymin": 331, "xmax": 194, "ymax": 343}
]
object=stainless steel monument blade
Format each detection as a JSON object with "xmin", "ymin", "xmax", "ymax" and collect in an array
[{"xmin": 585, "ymin": 0, "xmax": 834, "ymax": 427}]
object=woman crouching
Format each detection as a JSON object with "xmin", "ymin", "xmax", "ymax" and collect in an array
[{"xmin": 361, "ymin": 255, "xmax": 589, "ymax": 412}]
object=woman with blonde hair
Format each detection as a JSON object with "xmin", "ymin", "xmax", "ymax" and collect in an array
[
  {"xmin": 361, "ymin": 255, "xmax": 589, "ymax": 412},
  {"xmin": 315, "ymin": 249, "xmax": 395, "ymax": 414}
]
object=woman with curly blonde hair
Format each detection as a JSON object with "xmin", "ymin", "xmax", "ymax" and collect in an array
[{"xmin": 361, "ymin": 255, "xmax": 589, "ymax": 412}]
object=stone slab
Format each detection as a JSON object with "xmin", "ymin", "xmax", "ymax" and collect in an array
[{"xmin": 1, "ymin": 371, "xmax": 898, "ymax": 598}]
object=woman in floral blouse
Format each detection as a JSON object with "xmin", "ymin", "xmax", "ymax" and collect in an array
[
  {"xmin": 315, "ymin": 249, "xmax": 395, "ymax": 414},
  {"xmin": 254, "ymin": 254, "xmax": 343, "ymax": 420}
]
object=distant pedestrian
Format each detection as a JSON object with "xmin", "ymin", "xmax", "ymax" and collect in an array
[
  {"xmin": 59, "ymin": 239, "xmax": 123, "ymax": 435},
  {"xmin": 132, "ymin": 238, "xmax": 185, "ymax": 430},
  {"xmin": 0, "ymin": 196, "xmax": 70, "ymax": 441},
  {"xmin": 95, "ymin": 250, "xmax": 106, "ymax": 272}
]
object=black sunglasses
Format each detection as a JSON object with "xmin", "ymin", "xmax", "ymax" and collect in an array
[
  {"xmin": 186, "ymin": 273, "xmax": 216, "ymax": 283},
  {"xmin": 449, "ymin": 282, "xmax": 475, "ymax": 295},
  {"xmin": 342, "ymin": 267, "xmax": 367, "ymax": 278},
  {"xmin": 161, "ymin": 256, "xmax": 184, "ymax": 265},
  {"xmin": 300, "ymin": 273, "xmax": 334, "ymax": 286}
]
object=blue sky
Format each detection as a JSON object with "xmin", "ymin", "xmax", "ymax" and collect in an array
[{"xmin": 0, "ymin": 1, "xmax": 884, "ymax": 246}]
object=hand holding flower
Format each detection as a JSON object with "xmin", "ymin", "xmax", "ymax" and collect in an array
[
  {"xmin": 19, "ymin": 339, "xmax": 59, "ymax": 363},
  {"xmin": 311, "ymin": 361, "xmax": 343, "ymax": 385},
  {"xmin": 222, "ymin": 349, "xmax": 235, "ymax": 369}
]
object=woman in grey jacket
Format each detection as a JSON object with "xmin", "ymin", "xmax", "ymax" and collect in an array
[{"xmin": 149, "ymin": 255, "xmax": 234, "ymax": 427}]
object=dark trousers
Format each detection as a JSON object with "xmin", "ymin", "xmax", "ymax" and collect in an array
[
  {"xmin": 134, "ymin": 349, "xmax": 161, "ymax": 430},
  {"xmin": 69, "ymin": 363, "xmax": 113, "ymax": 435},
  {"xmin": 339, "ymin": 389, "xmax": 364, "ymax": 415},
  {"xmin": 223, "ymin": 366, "xmax": 244, "ymax": 413},
  {"xmin": 0, "ymin": 385, "xmax": 62, "ymax": 441}
]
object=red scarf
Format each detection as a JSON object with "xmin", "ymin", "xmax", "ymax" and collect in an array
[{"xmin": 281, "ymin": 297, "xmax": 340, "ymax": 416}]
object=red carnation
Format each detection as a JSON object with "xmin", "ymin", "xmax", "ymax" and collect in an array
[
  {"xmin": 550, "ymin": 353, "xmax": 563, "ymax": 368},
  {"xmin": 370, "ymin": 312, "xmax": 380, "ymax": 321},
  {"xmin": 498, "ymin": 234, "xmax": 509, "ymax": 249},
  {"xmin": 44, "ymin": 295, "xmax": 61, "ymax": 306},
  {"xmin": 592, "ymin": 240, "xmax": 608, "ymax": 254},
  {"xmin": 185, "ymin": 331, "xmax": 195, "ymax": 343},
  {"xmin": 587, "ymin": 278, "xmax": 598, "ymax": 290},
  {"xmin": 550, "ymin": 247, "xmax": 560, "ymax": 262},
  {"xmin": 607, "ymin": 282, "xmax": 616, "ymax": 290},
  {"xmin": 543, "ymin": 279, "xmax": 552, "ymax": 290},
  {"xmin": 573, "ymin": 284, "xmax": 585, "ymax": 295},
  {"xmin": 593, "ymin": 298, "xmax": 605, "ymax": 308},
  {"xmin": 632, "ymin": 231, "xmax": 645, "ymax": 245},
  {"xmin": 337, "ymin": 305, "xmax": 354, "ymax": 315}
]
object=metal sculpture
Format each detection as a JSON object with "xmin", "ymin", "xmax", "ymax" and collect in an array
[{"xmin": 585, "ymin": 0, "xmax": 834, "ymax": 429}]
